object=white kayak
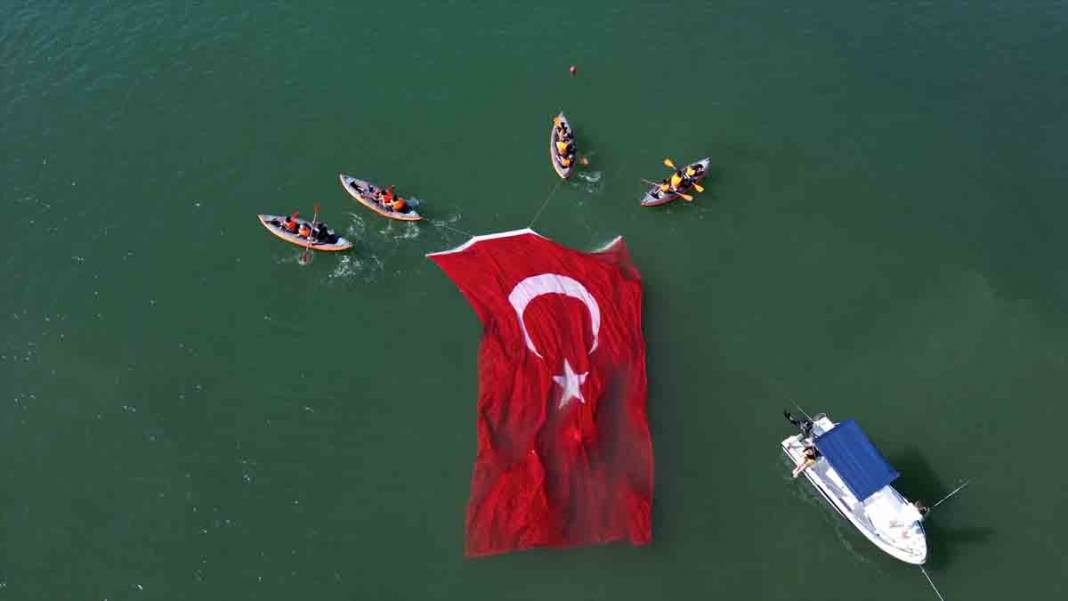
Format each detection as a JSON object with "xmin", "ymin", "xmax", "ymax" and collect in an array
[
  {"xmin": 257, "ymin": 214, "xmax": 353, "ymax": 252},
  {"xmin": 782, "ymin": 414, "xmax": 928, "ymax": 565}
]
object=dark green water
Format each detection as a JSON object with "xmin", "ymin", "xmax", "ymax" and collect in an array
[{"xmin": 3, "ymin": 0, "xmax": 1067, "ymax": 598}]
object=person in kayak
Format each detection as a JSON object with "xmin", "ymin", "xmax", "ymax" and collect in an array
[
  {"xmin": 686, "ymin": 163, "xmax": 705, "ymax": 178},
  {"xmin": 553, "ymin": 116, "xmax": 570, "ymax": 137},
  {"xmin": 284, "ymin": 213, "xmax": 300, "ymax": 233},
  {"xmin": 670, "ymin": 169, "xmax": 692, "ymax": 190},
  {"xmin": 314, "ymin": 223, "xmax": 329, "ymax": 241},
  {"xmin": 298, "ymin": 222, "xmax": 312, "ymax": 239},
  {"xmin": 313, "ymin": 223, "xmax": 339, "ymax": 244},
  {"xmin": 792, "ymin": 446, "xmax": 820, "ymax": 478},
  {"xmin": 557, "ymin": 138, "xmax": 576, "ymax": 167},
  {"xmin": 382, "ymin": 185, "xmax": 396, "ymax": 206},
  {"xmin": 391, "ymin": 198, "xmax": 408, "ymax": 213}
]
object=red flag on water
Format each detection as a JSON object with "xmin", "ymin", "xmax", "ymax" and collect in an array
[{"xmin": 429, "ymin": 229, "xmax": 653, "ymax": 558}]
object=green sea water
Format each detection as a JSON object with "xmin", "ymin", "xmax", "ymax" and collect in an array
[{"xmin": 3, "ymin": 0, "xmax": 1067, "ymax": 598}]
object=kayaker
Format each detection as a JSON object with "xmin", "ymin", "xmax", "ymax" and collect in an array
[
  {"xmin": 783, "ymin": 410, "xmax": 814, "ymax": 437},
  {"xmin": 314, "ymin": 223, "xmax": 330, "ymax": 242},
  {"xmin": 298, "ymin": 222, "xmax": 312, "ymax": 239},
  {"xmin": 284, "ymin": 213, "xmax": 299, "ymax": 233},
  {"xmin": 792, "ymin": 446, "xmax": 819, "ymax": 478},
  {"xmin": 391, "ymin": 198, "xmax": 408, "ymax": 213},
  {"xmin": 382, "ymin": 185, "xmax": 395, "ymax": 206},
  {"xmin": 670, "ymin": 169, "xmax": 691, "ymax": 190},
  {"xmin": 658, "ymin": 179, "xmax": 671, "ymax": 194},
  {"xmin": 317, "ymin": 224, "xmax": 339, "ymax": 244},
  {"xmin": 555, "ymin": 119, "xmax": 570, "ymax": 139}
]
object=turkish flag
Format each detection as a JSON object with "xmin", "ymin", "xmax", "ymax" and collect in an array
[{"xmin": 429, "ymin": 229, "xmax": 653, "ymax": 557}]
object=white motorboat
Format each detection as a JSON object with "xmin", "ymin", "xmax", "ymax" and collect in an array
[{"xmin": 782, "ymin": 413, "xmax": 928, "ymax": 565}]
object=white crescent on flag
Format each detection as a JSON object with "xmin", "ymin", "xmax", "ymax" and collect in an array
[{"xmin": 507, "ymin": 273, "xmax": 601, "ymax": 359}]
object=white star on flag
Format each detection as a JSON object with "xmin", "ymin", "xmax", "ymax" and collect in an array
[{"xmin": 553, "ymin": 359, "xmax": 588, "ymax": 409}]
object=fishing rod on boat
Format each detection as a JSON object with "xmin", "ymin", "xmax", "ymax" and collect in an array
[
  {"xmin": 931, "ymin": 479, "xmax": 971, "ymax": 510},
  {"xmin": 919, "ymin": 566, "xmax": 947, "ymax": 601},
  {"xmin": 791, "ymin": 400, "xmax": 812, "ymax": 422}
]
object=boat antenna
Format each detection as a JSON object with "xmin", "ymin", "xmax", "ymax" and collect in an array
[
  {"xmin": 919, "ymin": 566, "xmax": 947, "ymax": 601},
  {"xmin": 931, "ymin": 479, "xmax": 971, "ymax": 510}
]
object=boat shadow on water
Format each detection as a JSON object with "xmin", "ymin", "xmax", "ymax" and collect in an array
[{"xmin": 890, "ymin": 446, "xmax": 993, "ymax": 569}]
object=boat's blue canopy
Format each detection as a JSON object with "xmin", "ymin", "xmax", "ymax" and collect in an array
[{"xmin": 814, "ymin": 419, "xmax": 899, "ymax": 502}]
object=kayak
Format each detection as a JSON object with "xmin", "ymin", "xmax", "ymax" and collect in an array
[
  {"xmin": 550, "ymin": 112, "xmax": 575, "ymax": 179},
  {"xmin": 257, "ymin": 214, "xmax": 353, "ymax": 252},
  {"xmin": 338, "ymin": 173, "xmax": 423, "ymax": 221},
  {"xmin": 640, "ymin": 157, "xmax": 711, "ymax": 207}
]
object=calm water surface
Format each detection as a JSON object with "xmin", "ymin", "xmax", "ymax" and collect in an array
[{"xmin": 3, "ymin": 0, "xmax": 1067, "ymax": 598}]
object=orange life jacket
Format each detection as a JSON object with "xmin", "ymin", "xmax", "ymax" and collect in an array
[{"xmin": 285, "ymin": 220, "xmax": 298, "ymax": 232}]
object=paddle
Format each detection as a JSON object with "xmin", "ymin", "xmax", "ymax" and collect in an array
[
  {"xmin": 640, "ymin": 178, "xmax": 694, "ymax": 202},
  {"xmin": 299, "ymin": 202, "xmax": 320, "ymax": 265},
  {"xmin": 663, "ymin": 157, "xmax": 705, "ymax": 192}
]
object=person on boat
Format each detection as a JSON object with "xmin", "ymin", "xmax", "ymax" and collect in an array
[
  {"xmin": 792, "ymin": 446, "xmax": 819, "ymax": 478},
  {"xmin": 390, "ymin": 197, "xmax": 408, "ymax": 213},
  {"xmin": 670, "ymin": 169, "xmax": 692, "ymax": 191},
  {"xmin": 686, "ymin": 163, "xmax": 704, "ymax": 178},
  {"xmin": 783, "ymin": 410, "xmax": 814, "ymax": 438},
  {"xmin": 314, "ymin": 222, "xmax": 330, "ymax": 242},
  {"xmin": 913, "ymin": 500, "xmax": 930, "ymax": 520},
  {"xmin": 298, "ymin": 222, "xmax": 312, "ymax": 239},
  {"xmin": 284, "ymin": 213, "xmax": 300, "ymax": 233},
  {"xmin": 382, "ymin": 185, "xmax": 396, "ymax": 206},
  {"xmin": 311, "ymin": 223, "xmax": 337, "ymax": 244}
]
